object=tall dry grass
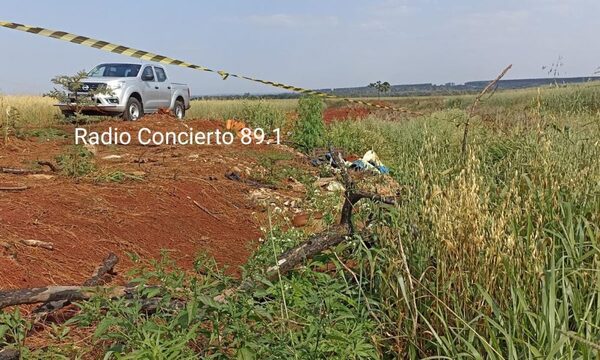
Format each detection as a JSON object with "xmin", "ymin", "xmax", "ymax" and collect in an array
[
  {"xmin": 0, "ymin": 95, "xmax": 60, "ymax": 128},
  {"xmin": 328, "ymin": 84, "xmax": 600, "ymax": 357}
]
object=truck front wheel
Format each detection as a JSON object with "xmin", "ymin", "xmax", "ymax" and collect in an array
[
  {"xmin": 173, "ymin": 100, "xmax": 185, "ymax": 120},
  {"xmin": 123, "ymin": 97, "xmax": 143, "ymax": 121}
]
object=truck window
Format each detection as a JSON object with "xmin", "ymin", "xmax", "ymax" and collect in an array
[
  {"xmin": 88, "ymin": 64, "xmax": 141, "ymax": 77},
  {"xmin": 154, "ymin": 67, "xmax": 167, "ymax": 82},
  {"xmin": 142, "ymin": 66, "xmax": 155, "ymax": 81}
]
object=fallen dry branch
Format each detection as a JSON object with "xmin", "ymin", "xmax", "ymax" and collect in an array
[
  {"xmin": 1, "ymin": 167, "xmax": 41, "ymax": 175},
  {"xmin": 1, "ymin": 160, "xmax": 58, "ymax": 175},
  {"xmin": 36, "ymin": 161, "xmax": 58, "ymax": 172},
  {"xmin": 193, "ymin": 200, "xmax": 220, "ymax": 220},
  {"xmin": 461, "ymin": 64, "xmax": 513, "ymax": 156},
  {"xmin": 0, "ymin": 284, "xmax": 175, "ymax": 312},
  {"xmin": 20, "ymin": 239, "xmax": 54, "ymax": 251},
  {"xmin": 0, "ymin": 185, "xmax": 28, "ymax": 191},
  {"xmin": 83, "ymin": 252, "xmax": 119, "ymax": 287},
  {"xmin": 0, "ymin": 286, "xmax": 116, "ymax": 309},
  {"xmin": 33, "ymin": 253, "xmax": 118, "ymax": 315},
  {"xmin": 0, "ymin": 167, "xmax": 32, "ymax": 175}
]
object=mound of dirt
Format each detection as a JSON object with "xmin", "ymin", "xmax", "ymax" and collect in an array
[{"xmin": 0, "ymin": 115, "xmax": 310, "ymax": 288}]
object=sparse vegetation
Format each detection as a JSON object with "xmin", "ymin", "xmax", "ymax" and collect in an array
[
  {"xmin": 292, "ymin": 95, "xmax": 325, "ymax": 153},
  {"xmin": 55, "ymin": 145, "xmax": 96, "ymax": 177},
  {"xmin": 240, "ymin": 100, "xmax": 287, "ymax": 132}
]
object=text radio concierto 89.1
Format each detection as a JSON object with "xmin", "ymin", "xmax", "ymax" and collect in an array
[{"xmin": 74, "ymin": 127, "xmax": 281, "ymax": 146}]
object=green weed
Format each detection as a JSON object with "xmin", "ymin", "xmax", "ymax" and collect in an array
[
  {"xmin": 292, "ymin": 95, "xmax": 325, "ymax": 153},
  {"xmin": 56, "ymin": 145, "xmax": 96, "ymax": 177}
]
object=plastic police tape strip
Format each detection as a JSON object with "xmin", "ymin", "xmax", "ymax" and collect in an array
[{"xmin": 0, "ymin": 21, "xmax": 420, "ymax": 115}]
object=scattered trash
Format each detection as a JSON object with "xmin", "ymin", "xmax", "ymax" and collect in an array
[
  {"xmin": 28, "ymin": 174, "xmax": 55, "ymax": 180},
  {"xmin": 311, "ymin": 149, "xmax": 390, "ymax": 175},
  {"xmin": 20, "ymin": 239, "xmax": 54, "ymax": 250},
  {"xmin": 313, "ymin": 177, "xmax": 345, "ymax": 192},
  {"xmin": 249, "ymin": 188, "xmax": 301, "ymax": 210},
  {"xmin": 346, "ymin": 150, "xmax": 390, "ymax": 174},
  {"xmin": 350, "ymin": 150, "xmax": 389, "ymax": 174},
  {"xmin": 102, "ymin": 155, "xmax": 122, "ymax": 160},
  {"xmin": 326, "ymin": 181, "xmax": 345, "ymax": 192},
  {"xmin": 225, "ymin": 119, "xmax": 247, "ymax": 137}
]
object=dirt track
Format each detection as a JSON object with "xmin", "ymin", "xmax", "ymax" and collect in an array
[{"xmin": 0, "ymin": 115, "xmax": 306, "ymax": 288}]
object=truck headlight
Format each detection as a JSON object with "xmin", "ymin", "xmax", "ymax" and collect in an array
[{"xmin": 108, "ymin": 81, "xmax": 125, "ymax": 90}]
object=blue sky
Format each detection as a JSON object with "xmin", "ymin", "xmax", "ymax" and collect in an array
[{"xmin": 1, "ymin": 0, "xmax": 599, "ymax": 95}]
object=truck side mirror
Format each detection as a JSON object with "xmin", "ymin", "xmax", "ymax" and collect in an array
[{"xmin": 142, "ymin": 73, "xmax": 154, "ymax": 81}]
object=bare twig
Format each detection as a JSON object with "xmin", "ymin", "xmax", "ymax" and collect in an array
[
  {"xmin": 0, "ymin": 185, "xmax": 28, "ymax": 191},
  {"xmin": 37, "ymin": 161, "xmax": 58, "ymax": 172},
  {"xmin": 461, "ymin": 64, "xmax": 512, "ymax": 156},
  {"xmin": 193, "ymin": 200, "xmax": 220, "ymax": 220}
]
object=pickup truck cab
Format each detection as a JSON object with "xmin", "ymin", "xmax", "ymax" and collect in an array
[{"xmin": 58, "ymin": 63, "xmax": 191, "ymax": 120}]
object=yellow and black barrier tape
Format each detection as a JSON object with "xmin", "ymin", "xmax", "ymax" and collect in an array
[{"xmin": 0, "ymin": 20, "xmax": 420, "ymax": 115}]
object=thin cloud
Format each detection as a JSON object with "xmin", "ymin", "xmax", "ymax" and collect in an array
[
  {"xmin": 358, "ymin": 0, "xmax": 418, "ymax": 33},
  {"xmin": 244, "ymin": 14, "xmax": 340, "ymax": 28}
]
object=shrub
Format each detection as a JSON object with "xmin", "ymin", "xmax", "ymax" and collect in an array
[
  {"xmin": 292, "ymin": 95, "xmax": 325, "ymax": 153},
  {"xmin": 56, "ymin": 145, "xmax": 95, "ymax": 177},
  {"xmin": 241, "ymin": 100, "xmax": 286, "ymax": 132}
]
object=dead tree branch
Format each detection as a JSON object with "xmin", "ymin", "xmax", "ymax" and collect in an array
[
  {"xmin": 0, "ymin": 286, "xmax": 121, "ymax": 309},
  {"xmin": 33, "ymin": 253, "xmax": 118, "ymax": 315},
  {"xmin": 1, "ymin": 160, "xmax": 58, "ymax": 175},
  {"xmin": 193, "ymin": 200, "xmax": 220, "ymax": 220},
  {"xmin": 37, "ymin": 161, "xmax": 58, "ymax": 172},
  {"xmin": 0, "ymin": 185, "xmax": 28, "ymax": 191}
]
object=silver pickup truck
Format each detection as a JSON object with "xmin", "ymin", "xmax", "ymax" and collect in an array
[{"xmin": 58, "ymin": 63, "xmax": 191, "ymax": 120}]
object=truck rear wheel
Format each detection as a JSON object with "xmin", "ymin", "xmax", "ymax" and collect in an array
[
  {"xmin": 123, "ymin": 97, "xmax": 143, "ymax": 121},
  {"xmin": 173, "ymin": 100, "xmax": 185, "ymax": 120}
]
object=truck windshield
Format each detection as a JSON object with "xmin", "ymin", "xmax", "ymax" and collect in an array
[{"xmin": 88, "ymin": 64, "xmax": 141, "ymax": 77}]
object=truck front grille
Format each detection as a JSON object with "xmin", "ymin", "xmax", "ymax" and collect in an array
[{"xmin": 76, "ymin": 82, "xmax": 106, "ymax": 93}]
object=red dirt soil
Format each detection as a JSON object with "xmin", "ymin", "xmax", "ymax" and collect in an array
[
  {"xmin": 0, "ymin": 115, "xmax": 306, "ymax": 289},
  {"xmin": 323, "ymin": 106, "xmax": 370, "ymax": 124}
]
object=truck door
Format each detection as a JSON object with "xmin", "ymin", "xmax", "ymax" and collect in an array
[
  {"xmin": 140, "ymin": 65, "xmax": 159, "ymax": 111},
  {"xmin": 153, "ymin": 66, "xmax": 172, "ymax": 109}
]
